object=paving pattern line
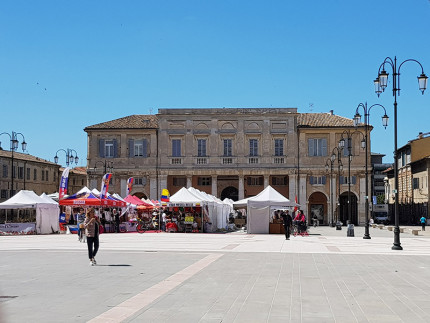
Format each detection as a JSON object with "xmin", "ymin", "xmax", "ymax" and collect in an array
[{"xmin": 87, "ymin": 253, "xmax": 223, "ymax": 323}]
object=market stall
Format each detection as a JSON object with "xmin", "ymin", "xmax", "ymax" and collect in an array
[{"xmin": 0, "ymin": 190, "xmax": 60, "ymax": 234}]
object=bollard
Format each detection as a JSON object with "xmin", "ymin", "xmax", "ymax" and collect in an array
[
  {"xmin": 347, "ymin": 220, "xmax": 355, "ymax": 237},
  {"xmin": 336, "ymin": 221, "xmax": 342, "ymax": 230}
]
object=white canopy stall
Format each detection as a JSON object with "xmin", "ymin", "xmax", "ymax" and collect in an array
[
  {"xmin": 233, "ymin": 186, "xmax": 298, "ymax": 234},
  {"xmin": 0, "ymin": 190, "xmax": 60, "ymax": 234}
]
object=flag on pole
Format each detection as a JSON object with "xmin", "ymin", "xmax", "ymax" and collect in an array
[
  {"xmin": 161, "ymin": 189, "xmax": 170, "ymax": 202},
  {"xmin": 100, "ymin": 173, "xmax": 112, "ymax": 200},
  {"xmin": 293, "ymin": 195, "xmax": 299, "ymax": 213},
  {"xmin": 126, "ymin": 177, "xmax": 134, "ymax": 196},
  {"xmin": 59, "ymin": 167, "xmax": 70, "ymax": 200}
]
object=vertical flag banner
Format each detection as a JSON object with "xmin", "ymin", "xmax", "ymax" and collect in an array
[
  {"xmin": 126, "ymin": 177, "xmax": 134, "ymax": 196},
  {"xmin": 161, "ymin": 189, "xmax": 170, "ymax": 202},
  {"xmin": 294, "ymin": 195, "xmax": 299, "ymax": 213},
  {"xmin": 100, "ymin": 173, "xmax": 112, "ymax": 200},
  {"xmin": 59, "ymin": 167, "xmax": 70, "ymax": 200}
]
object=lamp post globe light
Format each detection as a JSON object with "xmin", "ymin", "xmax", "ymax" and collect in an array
[
  {"xmin": 54, "ymin": 148, "xmax": 79, "ymax": 166},
  {"xmin": 338, "ymin": 129, "xmax": 365, "ymax": 236},
  {"xmin": 374, "ymin": 56, "xmax": 427, "ymax": 250},
  {"xmin": 353, "ymin": 103, "xmax": 389, "ymax": 240},
  {"xmin": 0, "ymin": 131, "xmax": 27, "ymax": 197}
]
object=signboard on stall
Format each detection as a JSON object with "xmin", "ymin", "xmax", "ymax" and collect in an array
[{"xmin": 0, "ymin": 223, "xmax": 36, "ymax": 235}]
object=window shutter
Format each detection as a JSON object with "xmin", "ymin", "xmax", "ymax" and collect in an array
[
  {"xmin": 143, "ymin": 139, "xmax": 148, "ymax": 157},
  {"xmin": 310, "ymin": 176, "xmax": 314, "ymax": 185},
  {"xmin": 259, "ymin": 177, "xmax": 263, "ymax": 185},
  {"xmin": 352, "ymin": 176, "xmax": 356, "ymax": 185},
  {"xmin": 99, "ymin": 139, "xmax": 105, "ymax": 158},
  {"xmin": 129, "ymin": 139, "xmax": 134, "ymax": 157},
  {"xmin": 308, "ymin": 139, "xmax": 314, "ymax": 156},
  {"xmin": 322, "ymin": 176, "xmax": 326, "ymax": 185},
  {"xmin": 113, "ymin": 139, "xmax": 118, "ymax": 157},
  {"xmin": 322, "ymin": 139, "xmax": 327, "ymax": 156}
]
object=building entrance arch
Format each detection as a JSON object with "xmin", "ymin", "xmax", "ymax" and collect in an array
[
  {"xmin": 308, "ymin": 192, "xmax": 328, "ymax": 225},
  {"xmin": 221, "ymin": 186, "xmax": 238, "ymax": 202},
  {"xmin": 133, "ymin": 192, "xmax": 148, "ymax": 200},
  {"xmin": 339, "ymin": 192, "xmax": 358, "ymax": 225}
]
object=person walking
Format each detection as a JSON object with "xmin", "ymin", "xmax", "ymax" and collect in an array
[
  {"xmin": 420, "ymin": 215, "xmax": 426, "ymax": 231},
  {"xmin": 84, "ymin": 208, "xmax": 101, "ymax": 266},
  {"xmin": 280, "ymin": 210, "xmax": 292, "ymax": 240}
]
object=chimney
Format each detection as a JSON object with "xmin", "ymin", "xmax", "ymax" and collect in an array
[
  {"xmin": 329, "ymin": 110, "xmax": 334, "ymax": 115},
  {"xmin": 418, "ymin": 132, "xmax": 423, "ymax": 139}
]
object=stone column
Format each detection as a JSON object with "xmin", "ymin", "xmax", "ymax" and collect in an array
[
  {"xmin": 149, "ymin": 176, "xmax": 157, "ymax": 200},
  {"xmin": 211, "ymin": 175, "xmax": 218, "ymax": 196},
  {"xmin": 264, "ymin": 175, "xmax": 269, "ymax": 188},
  {"xmin": 186, "ymin": 175, "xmax": 192, "ymax": 188},
  {"xmin": 289, "ymin": 174, "xmax": 297, "ymax": 202},
  {"xmin": 238, "ymin": 175, "xmax": 244, "ymax": 200},
  {"xmin": 159, "ymin": 174, "xmax": 167, "ymax": 199}
]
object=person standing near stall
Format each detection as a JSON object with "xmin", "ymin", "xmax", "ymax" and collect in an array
[
  {"xmin": 113, "ymin": 208, "xmax": 120, "ymax": 233},
  {"xmin": 76, "ymin": 208, "xmax": 86, "ymax": 242},
  {"xmin": 280, "ymin": 210, "xmax": 292, "ymax": 240},
  {"xmin": 84, "ymin": 208, "xmax": 101, "ymax": 266}
]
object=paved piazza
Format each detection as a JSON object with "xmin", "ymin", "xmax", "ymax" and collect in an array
[{"xmin": 2, "ymin": 226, "xmax": 430, "ymax": 322}]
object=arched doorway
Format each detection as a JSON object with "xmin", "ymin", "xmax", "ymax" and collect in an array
[
  {"xmin": 339, "ymin": 192, "xmax": 358, "ymax": 225},
  {"xmin": 308, "ymin": 192, "xmax": 328, "ymax": 225},
  {"xmin": 133, "ymin": 192, "xmax": 148, "ymax": 200},
  {"xmin": 221, "ymin": 186, "xmax": 238, "ymax": 201}
]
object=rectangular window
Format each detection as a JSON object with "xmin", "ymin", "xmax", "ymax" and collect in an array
[
  {"xmin": 12, "ymin": 166, "xmax": 16, "ymax": 179},
  {"xmin": 81, "ymin": 179, "xmax": 84, "ymax": 186},
  {"xmin": 197, "ymin": 177, "xmax": 211, "ymax": 186},
  {"xmin": 274, "ymin": 139, "xmax": 284, "ymax": 156},
  {"xmin": 105, "ymin": 140, "xmax": 114, "ymax": 158},
  {"xmin": 45, "ymin": 170, "xmax": 48, "ymax": 182},
  {"xmin": 310, "ymin": 176, "xmax": 327, "ymax": 185},
  {"xmin": 18, "ymin": 167, "xmax": 24, "ymax": 179},
  {"xmin": 34, "ymin": 169, "xmax": 37, "ymax": 180},
  {"xmin": 343, "ymin": 138, "xmax": 352, "ymax": 157},
  {"xmin": 272, "ymin": 176, "xmax": 287, "ymax": 186},
  {"xmin": 134, "ymin": 177, "xmax": 146, "ymax": 186},
  {"xmin": 26, "ymin": 168, "xmax": 30, "ymax": 180},
  {"xmin": 2, "ymin": 165, "xmax": 8, "ymax": 178},
  {"xmin": 223, "ymin": 139, "xmax": 232, "ymax": 157},
  {"xmin": 173, "ymin": 177, "xmax": 186, "ymax": 187},
  {"xmin": 247, "ymin": 176, "xmax": 263, "ymax": 186},
  {"xmin": 1, "ymin": 190, "xmax": 7, "ymax": 199},
  {"xmin": 53, "ymin": 171, "xmax": 56, "ymax": 183},
  {"xmin": 134, "ymin": 140, "xmax": 144, "ymax": 157},
  {"xmin": 172, "ymin": 139, "xmax": 181, "ymax": 157},
  {"xmin": 340, "ymin": 176, "xmax": 356, "ymax": 185},
  {"xmin": 308, "ymin": 138, "xmax": 327, "ymax": 156},
  {"xmin": 413, "ymin": 178, "xmax": 419, "ymax": 189},
  {"xmin": 249, "ymin": 139, "xmax": 258, "ymax": 157},
  {"xmin": 197, "ymin": 139, "xmax": 207, "ymax": 157},
  {"xmin": 42, "ymin": 170, "xmax": 45, "ymax": 181}
]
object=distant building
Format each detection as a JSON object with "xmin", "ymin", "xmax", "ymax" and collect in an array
[
  {"xmin": 85, "ymin": 108, "xmax": 374, "ymax": 226},
  {"xmin": 0, "ymin": 150, "xmax": 60, "ymax": 201},
  {"xmin": 370, "ymin": 153, "xmax": 391, "ymax": 202}
]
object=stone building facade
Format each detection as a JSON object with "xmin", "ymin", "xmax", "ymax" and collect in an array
[
  {"xmin": 0, "ymin": 150, "xmax": 60, "ymax": 200},
  {"xmin": 85, "ymin": 108, "xmax": 373, "ymax": 226}
]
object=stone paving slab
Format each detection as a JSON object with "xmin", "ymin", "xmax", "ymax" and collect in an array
[{"xmin": 1, "ymin": 226, "xmax": 430, "ymax": 322}]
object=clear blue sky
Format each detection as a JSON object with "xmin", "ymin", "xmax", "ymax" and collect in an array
[{"xmin": 1, "ymin": 0, "xmax": 429, "ymax": 166}]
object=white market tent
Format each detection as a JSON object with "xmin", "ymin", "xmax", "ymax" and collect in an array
[
  {"xmin": 169, "ymin": 187, "xmax": 203, "ymax": 206},
  {"xmin": 233, "ymin": 186, "xmax": 299, "ymax": 234},
  {"xmin": 0, "ymin": 190, "xmax": 60, "ymax": 234}
]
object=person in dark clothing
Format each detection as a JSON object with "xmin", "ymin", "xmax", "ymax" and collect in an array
[
  {"xmin": 113, "ymin": 208, "xmax": 120, "ymax": 233},
  {"xmin": 280, "ymin": 210, "xmax": 293, "ymax": 240}
]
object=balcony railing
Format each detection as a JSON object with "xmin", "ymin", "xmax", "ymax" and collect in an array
[
  {"xmin": 195, "ymin": 157, "xmax": 208, "ymax": 165},
  {"xmin": 221, "ymin": 157, "xmax": 235, "ymax": 165},
  {"xmin": 273, "ymin": 157, "xmax": 285, "ymax": 164},
  {"xmin": 170, "ymin": 157, "xmax": 183, "ymax": 165},
  {"xmin": 248, "ymin": 157, "xmax": 259, "ymax": 164}
]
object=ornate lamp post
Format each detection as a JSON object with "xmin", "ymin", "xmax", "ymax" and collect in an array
[
  {"xmin": 374, "ymin": 56, "xmax": 427, "ymax": 250},
  {"xmin": 338, "ymin": 129, "xmax": 365, "ymax": 234},
  {"xmin": 353, "ymin": 103, "xmax": 389, "ymax": 240},
  {"xmin": 326, "ymin": 147, "xmax": 343, "ymax": 227},
  {"xmin": 54, "ymin": 148, "xmax": 79, "ymax": 166},
  {"xmin": 0, "ymin": 131, "xmax": 27, "ymax": 197}
]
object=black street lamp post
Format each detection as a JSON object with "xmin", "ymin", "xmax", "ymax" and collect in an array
[
  {"xmin": 353, "ymin": 103, "xmax": 389, "ymax": 240},
  {"xmin": 326, "ymin": 147, "xmax": 343, "ymax": 227},
  {"xmin": 0, "ymin": 131, "xmax": 27, "ymax": 197},
  {"xmin": 54, "ymin": 148, "xmax": 79, "ymax": 167},
  {"xmin": 339, "ymin": 129, "xmax": 365, "ymax": 235},
  {"xmin": 374, "ymin": 56, "xmax": 428, "ymax": 250}
]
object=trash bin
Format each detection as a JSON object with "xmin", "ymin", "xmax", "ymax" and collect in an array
[
  {"xmin": 347, "ymin": 221, "xmax": 355, "ymax": 237},
  {"xmin": 336, "ymin": 221, "xmax": 342, "ymax": 230}
]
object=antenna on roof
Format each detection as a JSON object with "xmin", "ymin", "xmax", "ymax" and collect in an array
[{"xmin": 309, "ymin": 103, "xmax": 313, "ymax": 112}]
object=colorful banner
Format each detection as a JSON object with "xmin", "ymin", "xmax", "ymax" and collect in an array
[
  {"xmin": 59, "ymin": 167, "xmax": 70, "ymax": 200},
  {"xmin": 100, "ymin": 173, "xmax": 112, "ymax": 200},
  {"xmin": 293, "ymin": 195, "xmax": 298, "ymax": 213},
  {"xmin": 161, "ymin": 188, "xmax": 170, "ymax": 202},
  {"xmin": 126, "ymin": 177, "xmax": 134, "ymax": 196}
]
